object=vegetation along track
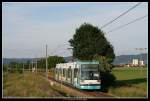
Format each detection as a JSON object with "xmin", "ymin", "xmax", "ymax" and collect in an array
[{"xmin": 47, "ymin": 75, "xmax": 113, "ymax": 98}]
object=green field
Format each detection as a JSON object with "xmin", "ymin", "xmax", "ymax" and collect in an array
[
  {"xmin": 108, "ymin": 67, "xmax": 148, "ymax": 98},
  {"xmin": 3, "ymin": 67, "xmax": 148, "ymax": 98}
]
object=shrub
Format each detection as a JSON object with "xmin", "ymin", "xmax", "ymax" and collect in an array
[{"xmin": 100, "ymin": 71, "xmax": 116, "ymax": 92}]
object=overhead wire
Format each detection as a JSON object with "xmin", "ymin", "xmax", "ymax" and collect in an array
[
  {"xmin": 107, "ymin": 14, "xmax": 148, "ymax": 33},
  {"xmin": 48, "ymin": 2, "xmax": 145, "ymax": 56},
  {"xmin": 100, "ymin": 2, "xmax": 142, "ymax": 29}
]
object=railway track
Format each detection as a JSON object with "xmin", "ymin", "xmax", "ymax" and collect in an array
[
  {"xmin": 47, "ymin": 75, "xmax": 114, "ymax": 98},
  {"xmin": 82, "ymin": 91, "xmax": 113, "ymax": 98}
]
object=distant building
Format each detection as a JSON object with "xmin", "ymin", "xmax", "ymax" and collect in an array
[
  {"xmin": 139, "ymin": 60, "xmax": 144, "ymax": 66},
  {"xmin": 132, "ymin": 59, "xmax": 139, "ymax": 66}
]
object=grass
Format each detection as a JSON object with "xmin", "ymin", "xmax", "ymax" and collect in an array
[
  {"xmin": 108, "ymin": 67, "xmax": 148, "ymax": 98},
  {"xmin": 3, "ymin": 71, "xmax": 89, "ymax": 98},
  {"xmin": 3, "ymin": 72, "xmax": 69, "ymax": 97},
  {"xmin": 3, "ymin": 67, "xmax": 148, "ymax": 98}
]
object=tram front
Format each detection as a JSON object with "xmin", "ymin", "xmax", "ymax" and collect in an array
[{"xmin": 79, "ymin": 63, "xmax": 101, "ymax": 90}]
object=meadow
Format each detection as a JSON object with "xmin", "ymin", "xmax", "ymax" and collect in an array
[
  {"xmin": 3, "ymin": 67, "xmax": 148, "ymax": 98},
  {"xmin": 108, "ymin": 67, "xmax": 148, "ymax": 98},
  {"xmin": 3, "ymin": 71, "xmax": 89, "ymax": 98},
  {"xmin": 3, "ymin": 72, "xmax": 71, "ymax": 98}
]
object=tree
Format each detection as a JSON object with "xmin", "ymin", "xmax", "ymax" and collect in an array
[
  {"xmin": 37, "ymin": 56, "xmax": 65, "ymax": 69},
  {"xmin": 37, "ymin": 58, "xmax": 45, "ymax": 69},
  {"xmin": 69, "ymin": 23, "xmax": 115, "ymax": 66},
  {"xmin": 69, "ymin": 23, "xmax": 116, "ymax": 91},
  {"xmin": 10, "ymin": 62, "xmax": 17, "ymax": 73},
  {"xmin": 3, "ymin": 64, "xmax": 8, "ymax": 72},
  {"xmin": 9, "ymin": 62, "xmax": 23, "ymax": 73},
  {"xmin": 48, "ymin": 56, "xmax": 65, "ymax": 68},
  {"xmin": 25, "ymin": 60, "xmax": 31, "ymax": 69}
]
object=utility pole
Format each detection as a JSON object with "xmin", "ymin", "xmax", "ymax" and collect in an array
[
  {"xmin": 7, "ymin": 64, "xmax": 9, "ymax": 72},
  {"xmin": 32, "ymin": 60, "xmax": 33, "ymax": 71},
  {"xmin": 46, "ymin": 44, "xmax": 48, "ymax": 79},
  {"xmin": 36, "ymin": 58, "xmax": 37, "ymax": 73},
  {"xmin": 60, "ymin": 68, "xmax": 62, "ymax": 89},
  {"xmin": 23, "ymin": 63, "xmax": 24, "ymax": 81},
  {"xmin": 23, "ymin": 63, "xmax": 24, "ymax": 73},
  {"xmin": 16, "ymin": 64, "xmax": 17, "ymax": 72},
  {"xmin": 29, "ymin": 63, "xmax": 30, "ymax": 72}
]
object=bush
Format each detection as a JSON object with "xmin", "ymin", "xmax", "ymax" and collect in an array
[
  {"xmin": 18, "ymin": 69, "xmax": 23, "ymax": 74},
  {"xmin": 3, "ymin": 64, "xmax": 8, "ymax": 72},
  {"xmin": 100, "ymin": 71, "xmax": 116, "ymax": 92}
]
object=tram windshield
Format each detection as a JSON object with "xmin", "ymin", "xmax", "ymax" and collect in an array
[{"xmin": 81, "ymin": 64, "xmax": 100, "ymax": 80}]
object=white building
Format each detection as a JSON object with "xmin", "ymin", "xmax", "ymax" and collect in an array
[
  {"xmin": 132, "ymin": 59, "xmax": 139, "ymax": 65},
  {"xmin": 139, "ymin": 60, "xmax": 144, "ymax": 66}
]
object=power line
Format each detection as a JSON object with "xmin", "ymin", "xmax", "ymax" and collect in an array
[
  {"xmin": 50, "ymin": 43, "xmax": 70, "ymax": 55},
  {"xmin": 100, "ymin": 2, "xmax": 142, "ymax": 29},
  {"xmin": 46, "ymin": 44, "xmax": 48, "ymax": 79},
  {"xmin": 48, "ymin": 3, "xmax": 143, "ymax": 57},
  {"xmin": 107, "ymin": 14, "xmax": 147, "ymax": 33}
]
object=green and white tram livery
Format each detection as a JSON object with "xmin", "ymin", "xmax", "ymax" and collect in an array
[{"xmin": 55, "ymin": 61, "xmax": 101, "ymax": 90}]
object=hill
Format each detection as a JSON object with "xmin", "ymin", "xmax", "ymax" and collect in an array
[
  {"xmin": 112, "ymin": 53, "xmax": 147, "ymax": 65},
  {"xmin": 3, "ymin": 53, "xmax": 147, "ymax": 65},
  {"xmin": 64, "ymin": 53, "xmax": 148, "ymax": 65}
]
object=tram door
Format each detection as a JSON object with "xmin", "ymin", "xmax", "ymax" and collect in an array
[
  {"xmin": 71, "ymin": 68, "xmax": 74, "ymax": 84},
  {"xmin": 67, "ymin": 67, "xmax": 71, "ymax": 83},
  {"xmin": 70, "ymin": 67, "xmax": 73, "ymax": 84},
  {"xmin": 57, "ymin": 68, "xmax": 59, "ymax": 80},
  {"xmin": 74, "ymin": 68, "xmax": 78, "ymax": 85},
  {"xmin": 57, "ymin": 68, "xmax": 60, "ymax": 80},
  {"xmin": 69, "ymin": 66, "xmax": 72, "ymax": 83},
  {"xmin": 54, "ymin": 68, "xmax": 56, "ymax": 79}
]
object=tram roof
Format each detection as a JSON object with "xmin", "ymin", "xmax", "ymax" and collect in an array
[
  {"xmin": 56, "ymin": 60, "xmax": 99, "ymax": 69},
  {"xmin": 76, "ymin": 60, "xmax": 99, "ymax": 64},
  {"xmin": 57, "ymin": 60, "xmax": 99, "ymax": 65}
]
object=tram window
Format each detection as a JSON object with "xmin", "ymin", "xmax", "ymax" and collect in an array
[
  {"xmin": 57, "ymin": 69, "xmax": 59, "ymax": 79},
  {"xmin": 68, "ymin": 68, "xmax": 70, "ymax": 78},
  {"xmin": 60, "ymin": 69, "xmax": 62, "ymax": 75},
  {"xmin": 66, "ymin": 69, "xmax": 68, "ymax": 78},
  {"xmin": 63, "ymin": 68, "xmax": 65, "ymax": 77},
  {"xmin": 74, "ymin": 68, "xmax": 78, "ymax": 78},
  {"xmin": 77, "ymin": 68, "xmax": 80, "ymax": 83}
]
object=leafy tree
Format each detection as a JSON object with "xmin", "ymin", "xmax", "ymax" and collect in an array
[
  {"xmin": 9, "ymin": 62, "xmax": 23, "ymax": 73},
  {"xmin": 10, "ymin": 62, "xmax": 17, "ymax": 73},
  {"xmin": 17, "ymin": 63, "xmax": 23, "ymax": 73},
  {"xmin": 48, "ymin": 56, "xmax": 65, "ymax": 68},
  {"xmin": 25, "ymin": 60, "xmax": 30, "ymax": 69},
  {"xmin": 37, "ymin": 58, "xmax": 46, "ymax": 69},
  {"xmin": 69, "ymin": 23, "xmax": 115, "ymax": 62},
  {"xmin": 3, "ymin": 64, "xmax": 8, "ymax": 72},
  {"xmin": 37, "ymin": 56, "xmax": 65, "ymax": 69},
  {"xmin": 69, "ymin": 23, "xmax": 116, "ymax": 91}
]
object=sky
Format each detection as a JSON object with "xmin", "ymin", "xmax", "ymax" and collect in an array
[{"xmin": 2, "ymin": 2, "xmax": 148, "ymax": 58}]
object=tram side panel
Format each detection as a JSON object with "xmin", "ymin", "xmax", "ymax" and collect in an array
[
  {"xmin": 55, "ymin": 62, "xmax": 101, "ymax": 90},
  {"xmin": 55, "ymin": 63, "xmax": 79, "ymax": 88}
]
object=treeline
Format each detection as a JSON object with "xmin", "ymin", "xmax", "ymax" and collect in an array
[
  {"xmin": 3, "ymin": 56, "xmax": 65, "ymax": 73},
  {"xmin": 37, "ymin": 56, "xmax": 65, "ymax": 68}
]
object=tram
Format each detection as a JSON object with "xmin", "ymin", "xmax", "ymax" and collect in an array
[{"xmin": 54, "ymin": 61, "xmax": 101, "ymax": 90}]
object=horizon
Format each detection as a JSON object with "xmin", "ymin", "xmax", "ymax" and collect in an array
[{"xmin": 2, "ymin": 52, "xmax": 148, "ymax": 59}]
